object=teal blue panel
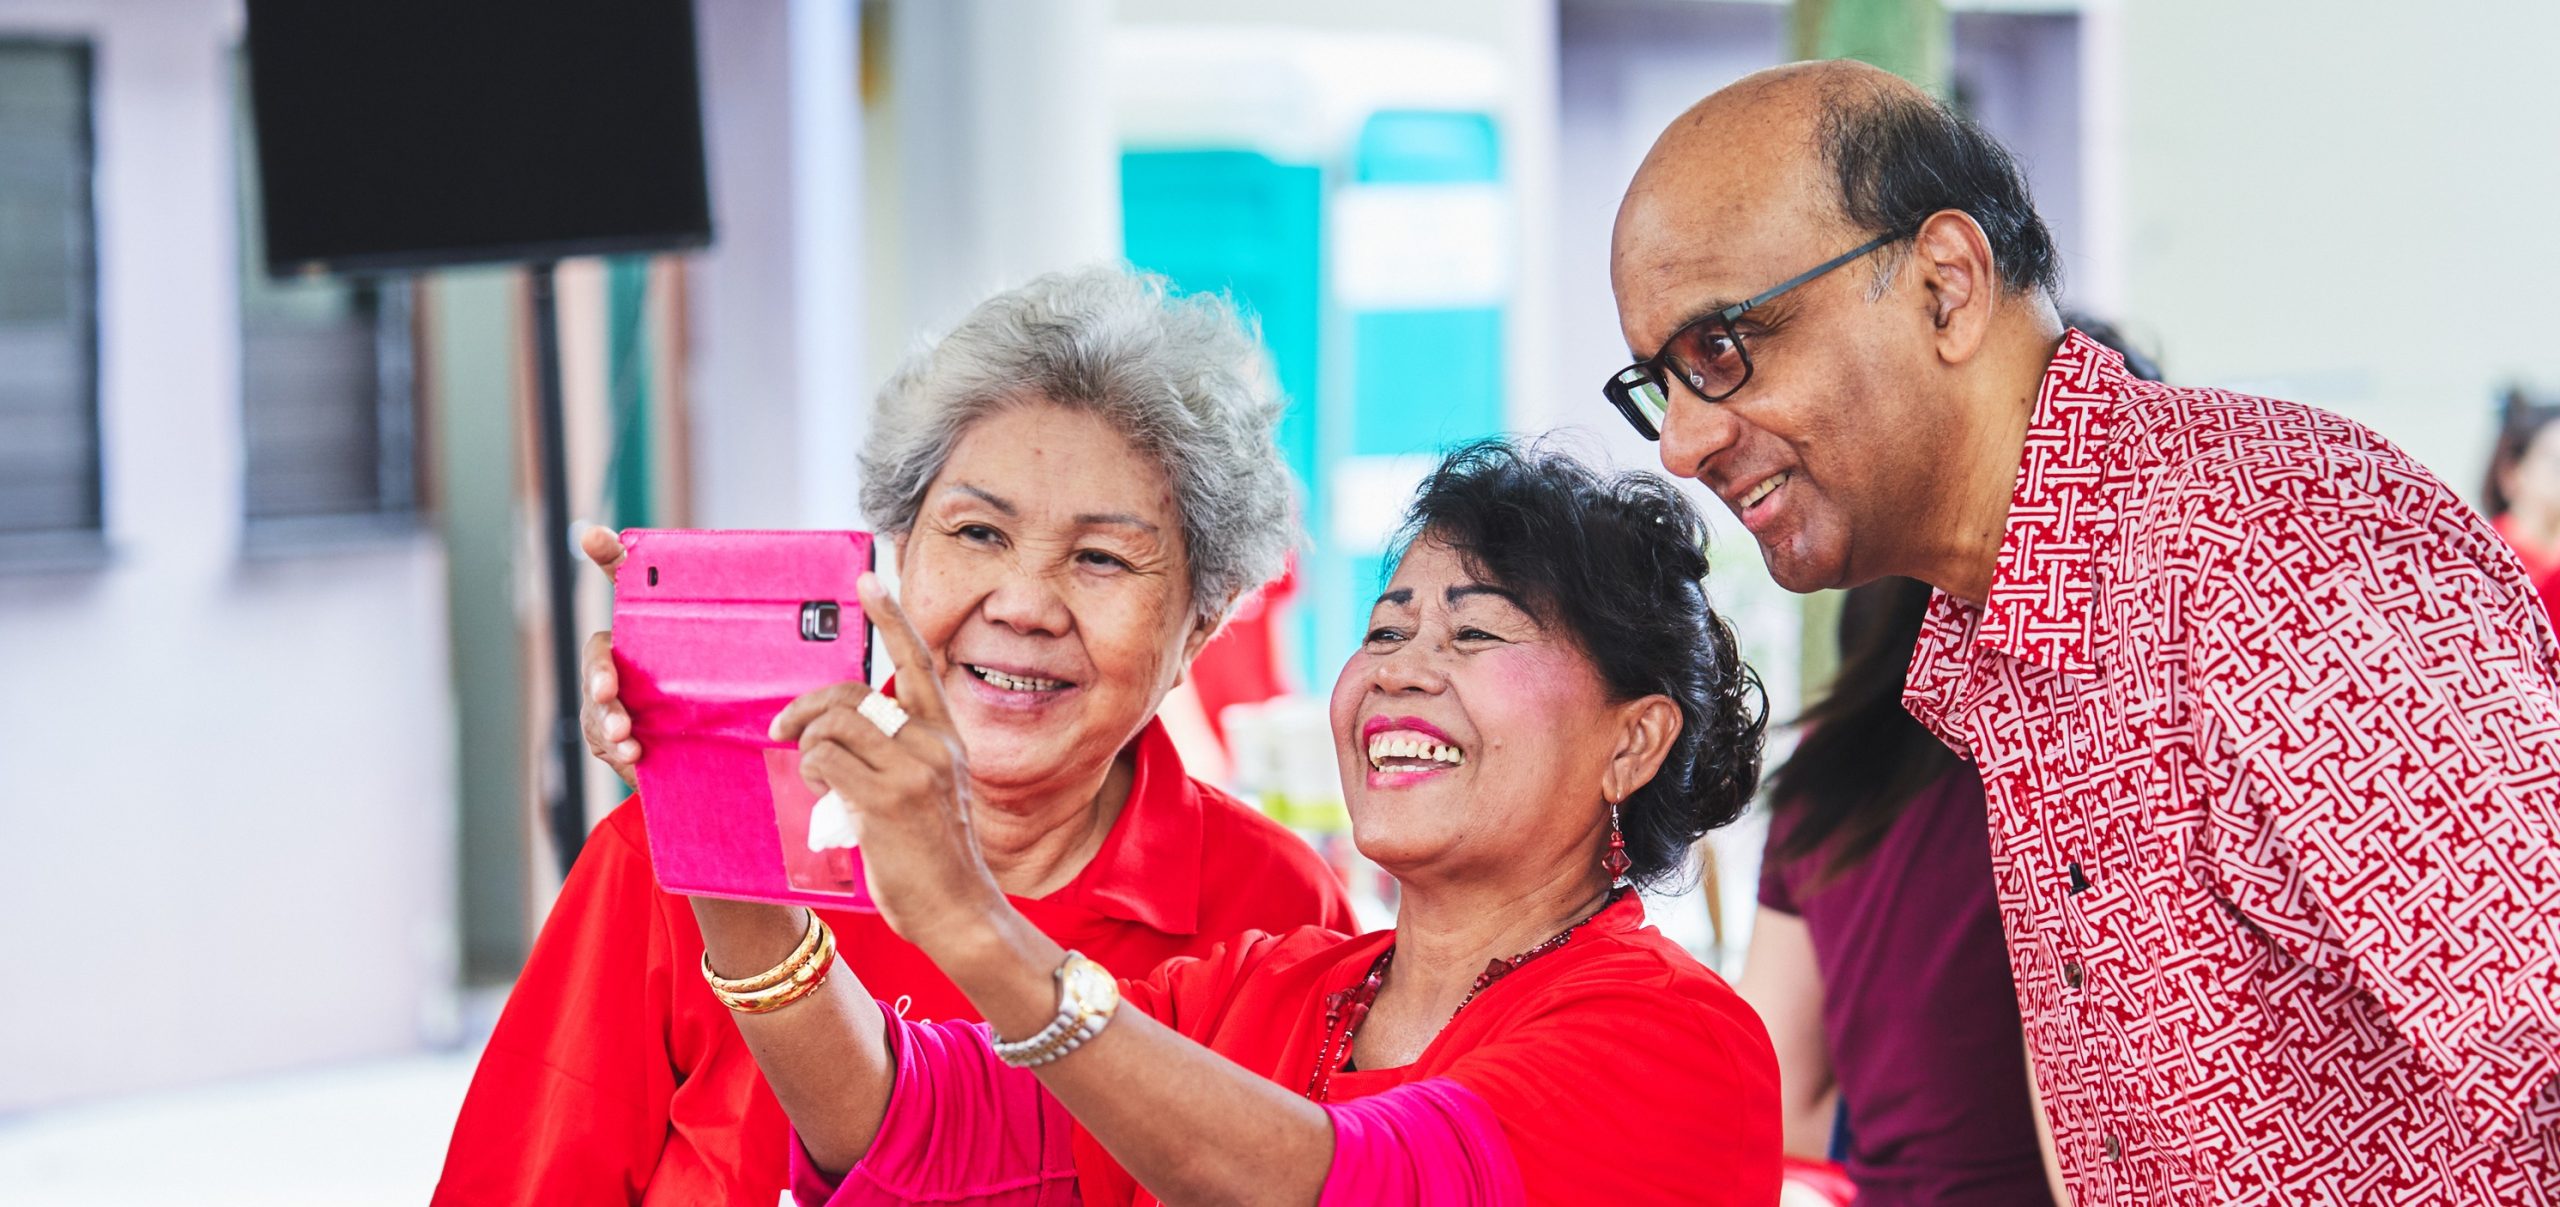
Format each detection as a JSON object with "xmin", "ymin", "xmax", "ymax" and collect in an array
[
  {"xmin": 606, "ymin": 256, "xmax": 653, "ymax": 529},
  {"xmin": 1350, "ymin": 309, "xmax": 1503, "ymax": 456},
  {"xmin": 1121, "ymin": 151, "xmax": 1322, "ymax": 491},
  {"xmin": 1330, "ymin": 306, "xmax": 1503, "ymax": 671},
  {"xmin": 1121, "ymin": 149, "xmax": 1325, "ymax": 686},
  {"xmin": 1350, "ymin": 551, "xmax": 1391, "ymax": 613},
  {"xmin": 1355, "ymin": 110, "xmax": 1500, "ymax": 184}
]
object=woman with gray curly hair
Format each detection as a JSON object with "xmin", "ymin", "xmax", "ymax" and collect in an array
[{"xmin": 436, "ymin": 267, "xmax": 1353, "ymax": 1207}]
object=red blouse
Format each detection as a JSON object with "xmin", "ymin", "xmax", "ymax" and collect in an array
[
  {"xmin": 433, "ymin": 721, "xmax": 1354, "ymax": 1206},
  {"xmin": 1077, "ymin": 891, "xmax": 1781, "ymax": 1205},
  {"xmin": 2493, "ymin": 512, "xmax": 2560, "ymax": 636}
]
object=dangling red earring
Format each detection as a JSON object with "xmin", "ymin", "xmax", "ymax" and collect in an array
[{"xmin": 1603, "ymin": 801, "xmax": 1631, "ymax": 883}]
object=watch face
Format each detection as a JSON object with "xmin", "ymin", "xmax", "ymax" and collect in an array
[{"xmin": 1064, "ymin": 956, "xmax": 1120, "ymax": 1014}]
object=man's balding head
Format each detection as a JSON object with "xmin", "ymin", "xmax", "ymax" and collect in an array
[
  {"xmin": 1616, "ymin": 60, "xmax": 2057, "ymax": 350},
  {"xmin": 1608, "ymin": 60, "xmax": 2065, "ymax": 597},
  {"xmin": 1616, "ymin": 61, "xmax": 1877, "ymax": 283}
]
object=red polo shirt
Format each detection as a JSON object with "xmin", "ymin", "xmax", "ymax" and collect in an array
[
  {"xmin": 434, "ymin": 720, "xmax": 1354, "ymax": 1206},
  {"xmin": 1904, "ymin": 331, "xmax": 2560, "ymax": 1204},
  {"xmin": 1092, "ymin": 891, "xmax": 1782, "ymax": 1206}
]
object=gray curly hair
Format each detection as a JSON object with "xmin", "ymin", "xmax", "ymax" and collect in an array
[{"xmin": 859, "ymin": 266, "xmax": 1296, "ymax": 623}]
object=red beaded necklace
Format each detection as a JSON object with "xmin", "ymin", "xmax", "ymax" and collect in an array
[{"xmin": 1305, "ymin": 887, "xmax": 1625, "ymax": 1102}]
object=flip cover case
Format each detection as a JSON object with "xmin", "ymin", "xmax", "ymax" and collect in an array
[{"xmin": 612, "ymin": 528, "xmax": 879, "ymax": 910}]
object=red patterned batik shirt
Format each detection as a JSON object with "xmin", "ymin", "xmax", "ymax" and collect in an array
[{"xmin": 1903, "ymin": 330, "xmax": 2560, "ymax": 1205}]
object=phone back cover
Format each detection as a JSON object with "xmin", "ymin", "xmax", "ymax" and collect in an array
[{"xmin": 611, "ymin": 528, "xmax": 878, "ymax": 910}]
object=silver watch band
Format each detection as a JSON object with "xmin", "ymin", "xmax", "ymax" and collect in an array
[{"xmin": 992, "ymin": 951, "xmax": 1121, "ymax": 1068}]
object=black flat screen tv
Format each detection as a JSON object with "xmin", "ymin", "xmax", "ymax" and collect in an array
[{"xmin": 244, "ymin": 0, "xmax": 713, "ymax": 277}]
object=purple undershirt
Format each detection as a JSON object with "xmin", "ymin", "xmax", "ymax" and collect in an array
[{"xmin": 1759, "ymin": 767, "xmax": 2053, "ymax": 1206}]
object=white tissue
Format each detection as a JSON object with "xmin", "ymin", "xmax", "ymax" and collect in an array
[{"xmin": 806, "ymin": 789, "xmax": 861, "ymax": 851}]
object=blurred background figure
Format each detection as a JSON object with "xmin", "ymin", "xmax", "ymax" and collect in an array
[
  {"xmin": 1740, "ymin": 320, "xmax": 2159, "ymax": 1207},
  {"xmin": 1744, "ymin": 576, "xmax": 2047, "ymax": 1207},
  {"xmin": 5, "ymin": 0, "xmax": 2560, "ymax": 1201},
  {"xmin": 2485, "ymin": 387, "xmax": 2560, "ymax": 634}
]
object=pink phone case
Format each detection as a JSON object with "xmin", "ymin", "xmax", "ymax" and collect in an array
[{"xmin": 612, "ymin": 528, "xmax": 879, "ymax": 910}]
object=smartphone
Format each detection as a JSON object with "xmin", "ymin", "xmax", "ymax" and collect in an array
[{"xmin": 611, "ymin": 528, "xmax": 879, "ymax": 909}]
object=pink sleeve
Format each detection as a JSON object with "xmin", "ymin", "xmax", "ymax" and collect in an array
[
  {"xmin": 1319, "ymin": 1078, "xmax": 1525, "ymax": 1205},
  {"xmin": 789, "ymin": 1001, "xmax": 1082, "ymax": 1206}
]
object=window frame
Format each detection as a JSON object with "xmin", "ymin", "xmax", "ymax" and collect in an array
[
  {"xmin": 0, "ymin": 35, "xmax": 107, "ymax": 571},
  {"xmin": 231, "ymin": 46, "xmax": 427, "ymax": 555}
]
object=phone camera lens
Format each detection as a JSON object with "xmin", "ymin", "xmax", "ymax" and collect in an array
[{"xmin": 800, "ymin": 601, "xmax": 841, "ymax": 642}]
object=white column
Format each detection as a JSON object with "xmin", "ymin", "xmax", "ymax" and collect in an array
[
  {"xmin": 692, "ymin": 0, "xmax": 867, "ymax": 529},
  {"xmin": 889, "ymin": 0, "xmax": 1120, "ymax": 333},
  {"xmin": 2075, "ymin": 0, "xmax": 2128, "ymax": 317}
]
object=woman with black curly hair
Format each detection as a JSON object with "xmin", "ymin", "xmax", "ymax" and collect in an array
[{"xmin": 670, "ymin": 439, "xmax": 1782, "ymax": 1205}]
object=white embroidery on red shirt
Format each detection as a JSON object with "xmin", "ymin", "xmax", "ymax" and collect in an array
[{"xmin": 1904, "ymin": 330, "xmax": 2560, "ymax": 1205}]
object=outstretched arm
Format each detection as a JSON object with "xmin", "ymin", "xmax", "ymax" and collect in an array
[{"xmin": 713, "ymin": 574, "xmax": 1338, "ymax": 1203}]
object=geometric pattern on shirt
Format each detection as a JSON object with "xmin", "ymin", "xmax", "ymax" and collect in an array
[{"xmin": 1902, "ymin": 330, "xmax": 2560, "ymax": 1206}]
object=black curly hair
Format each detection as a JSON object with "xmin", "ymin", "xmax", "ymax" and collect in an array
[{"xmin": 1389, "ymin": 439, "xmax": 1768, "ymax": 888}]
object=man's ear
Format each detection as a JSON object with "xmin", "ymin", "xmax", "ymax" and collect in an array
[
  {"xmin": 1600, "ymin": 693, "xmax": 1683, "ymax": 806},
  {"xmin": 1909, "ymin": 208, "xmax": 1999, "ymax": 366}
]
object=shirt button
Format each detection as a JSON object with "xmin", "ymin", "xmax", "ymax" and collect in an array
[
  {"xmin": 2063, "ymin": 961, "xmax": 2085, "ymax": 988},
  {"xmin": 2101, "ymin": 1131, "xmax": 2122, "ymax": 1162}
]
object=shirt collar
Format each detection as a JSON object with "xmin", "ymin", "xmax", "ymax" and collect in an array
[
  {"xmin": 1976, "ymin": 327, "xmax": 2128, "ymax": 679},
  {"xmin": 1039, "ymin": 718, "xmax": 1204, "ymax": 936},
  {"xmin": 1904, "ymin": 329, "xmax": 2128, "ymax": 742}
]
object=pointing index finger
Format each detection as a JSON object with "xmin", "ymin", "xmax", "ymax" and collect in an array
[{"xmin": 858, "ymin": 573, "xmax": 948, "ymax": 725}]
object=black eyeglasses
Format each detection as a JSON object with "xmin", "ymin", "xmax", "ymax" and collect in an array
[{"xmin": 1603, "ymin": 231, "xmax": 1903, "ymax": 440}]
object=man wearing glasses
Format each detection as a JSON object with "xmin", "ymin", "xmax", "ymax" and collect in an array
[{"xmin": 1608, "ymin": 59, "xmax": 2560, "ymax": 1206}]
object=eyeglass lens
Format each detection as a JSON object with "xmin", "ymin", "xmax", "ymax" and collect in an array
[
  {"xmin": 1612, "ymin": 368, "xmax": 1671, "ymax": 436},
  {"xmin": 1663, "ymin": 315, "xmax": 1750, "ymax": 402}
]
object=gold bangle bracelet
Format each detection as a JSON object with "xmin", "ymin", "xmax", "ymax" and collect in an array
[
  {"xmin": 710, "ymin": 921, "xmax": 837, "ymax": 1015},
  {"xmin": 713, "ymin": 921, "xmax": 833, "ymax": 1007},
  {"xmin": 702, "ymin": 908, "xmax": 826, "ymax": 995}
]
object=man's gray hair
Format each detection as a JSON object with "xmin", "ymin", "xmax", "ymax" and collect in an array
[{"xmin": 860, "ymin": 266, "xmax": 1296, "ymax": 623}]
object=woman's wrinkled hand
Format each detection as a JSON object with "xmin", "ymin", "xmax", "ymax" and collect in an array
[
  {"xmin": 576, "ymin": 524, "xmax": 642, "ymax": 790},
  {"xmin": 770, "ymin": 574, "xmax": 1003, "ymax": 949}
]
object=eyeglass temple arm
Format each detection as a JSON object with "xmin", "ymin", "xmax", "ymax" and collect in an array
[{"xmin": 1725, "ymin": 230, "xmax": 1905, "ymax": 319}]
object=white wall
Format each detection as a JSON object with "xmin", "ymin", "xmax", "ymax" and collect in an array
[
  {"xmin": 0, "ymin": 0, "xmax": 456, "ymax": 1110},
  {"xmin": 881, "ymin": 0, "xmax": 1119, "ymax": 340},
  {"xmin": 2116, "ymin": 0, "xmax": 2560, "ymax": 488}
]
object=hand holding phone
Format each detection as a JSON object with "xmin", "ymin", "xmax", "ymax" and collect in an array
[
  {"xmin": 577, "ymin": 526, "xmax": 642, "ymax": 787},
  {"xmin": 610, "ymin": 528, "xmax": 881, "ymax": 909}
]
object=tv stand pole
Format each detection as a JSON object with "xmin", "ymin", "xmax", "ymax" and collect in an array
[{"xmin": 529, "ymin": 260, "xmax": 589, "ymax": 878}]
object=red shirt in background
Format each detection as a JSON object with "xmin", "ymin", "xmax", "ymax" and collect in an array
[
  {"xmin": 2493, "ymin": 512, "xmax": 2560, "ymax": 636},
  {"xmin": 1187, "ymin": 558, "xmax": 1298, "ymax": 746},
  {"xmin": 433, "ymin": 720, "xmax": 1353, "ymax": 1206},
  {"xmin": 1904, "ymin": 331, "xmax": 2560, "ymax": 1204}
]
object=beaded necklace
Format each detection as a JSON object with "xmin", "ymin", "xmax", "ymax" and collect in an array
[{"xmin": 1305, "ymin": 887, "xmax": 1625, "ymax": 1102}]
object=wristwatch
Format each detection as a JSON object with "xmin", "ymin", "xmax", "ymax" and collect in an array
[{"xmin": 992, "ymin": 951, "xmax": 1121, "ymax": 1068}]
